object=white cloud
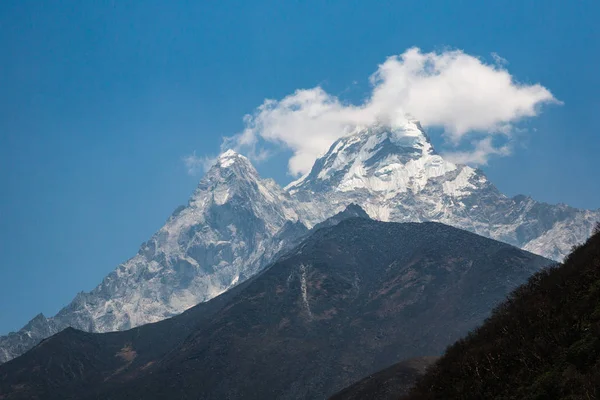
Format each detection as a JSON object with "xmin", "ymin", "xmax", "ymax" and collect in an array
[
  {"xmin": 443, "ymin": 137, "xmax": 511, "ymax": 165},
  {"xmin": 491, "ymin": 52, "xmax": 508, "ymax": 66},
  {"xmin": 227, "ymin": 47, "xmax": 561, "ymax": 175},
  {"xmin": 183, "ymin": 152, "xmax": 216, "ymax": 176}
]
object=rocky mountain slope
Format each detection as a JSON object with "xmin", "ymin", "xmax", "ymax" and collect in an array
[
  {"xmin": 1, "ymin": 120, "xmax": 597, "ymax": 365},
  {"xmin": 0, "ymin": 150, "xmax": 304, "ymax": 363},
  {"xmin": 0, "ymin": 217, "xmax": 552, "ymax": 399}
]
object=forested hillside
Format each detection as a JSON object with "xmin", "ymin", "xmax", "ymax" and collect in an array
[{"xmin": 405, "ymin": 224, "xmax": 600, "ymax": 399}]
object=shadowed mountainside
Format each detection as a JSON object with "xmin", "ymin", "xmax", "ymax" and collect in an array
[
  {"xmin": 403, "ymin": 226, "xmax": 600, "ymax": 399},
  {"xmin": 337, "ymin": 225, "xmax": 600, "ymax": 399},
  {"xmin": 329, "ymin": 356, "xmax": 437, "ymax": 400},
  {"xmin": 0, "ymin": 218, "xmax": 552, "ymax": 400}
]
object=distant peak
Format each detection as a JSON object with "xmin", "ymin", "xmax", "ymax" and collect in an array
[
  {"xmin": 31, "ymin": 313, "xmax": 46, "ymax": 321},
  {"xmin": 366, "ymin": 120, "xmax": 430, "ymax": 143},
  {"xmin": 342, "ymin": 203, "xmax": 370, "ymax": 219},
  {"xmin": 310, "ymin": 203, "xmax": 371, "ymax": 232},
  {"xmin": 191, "ymin": 149, "xmax": 261, "ymax": 205},
  {"xmin": 287, "ymin": 120, "xmax": 440, "ymax": 193},
  {"xmin": 22, "ymin": 313, "xmax": 48, "ymax": 331},
  {"xmin": 320, "ymin": 120, "xmax": 434, "ymax": 163},
  {"xmin": 286, "ymin": 119, "xmax": 436, "ymax": 191},
  {"xmin": 219, "ymin": 149, "xmax": 240, "ymax": 158},
  {"xmin": 349, "ymin": 118, "xmax": 427, "ymax": 137},
  {"xmin": 214, "ymin": 149, "xmax": 251, "ymax": 169}
]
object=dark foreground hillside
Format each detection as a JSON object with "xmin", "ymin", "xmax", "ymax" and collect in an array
[
  {"xmin": 329, "ymin": 356, "xmax": 437, "ymax": 400},
  {"xmin": 0, "ymin": 217, "xmax": 552, "ymax": 400},
  {"xmin": 403, "ymin": 225, "xmax": 600, "ymax": 399}
]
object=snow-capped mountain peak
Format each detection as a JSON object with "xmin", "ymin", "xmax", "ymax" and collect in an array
[
  {"xmin": 215, "ymin": 149, "xmax": 251, "ymax": 169},
  {"xmin": 287, "ymin": 120, "xmax": 472, "ymax": 222},
  {"xmin": 189, "ymin": 150, "xmax": 261, "ymax": 207},
  {"xmin": 0, "ymin": 149, "xmax": 305, "ymax": 364},
  {"xmin": 287, "ymin": 122, "xmax": 598, "ymax": 259},
  {"xmin": 287, "ymin": 120, "xmax": 458, "ymax": 197}
]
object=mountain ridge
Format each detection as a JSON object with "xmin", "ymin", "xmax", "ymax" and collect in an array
[
  {"xmin": 0, "ymin": 120, "xmax": 597, "ymax": 364},
  {"xmin": 402, "ymin": 225, "xmax": 600, "ymax": 399},
  {"xmin": 0, "ymin": 150, "xmax": 305, "ymax": 363}
]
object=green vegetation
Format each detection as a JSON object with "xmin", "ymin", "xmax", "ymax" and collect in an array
[{"xmin": 406, "ymin": 223, "xmax": 600, "ymax": 399}]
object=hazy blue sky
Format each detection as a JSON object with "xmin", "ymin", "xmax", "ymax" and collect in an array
[{"xmin": 1, "ymin": 0, "xmax": 599, "ymax": 334}]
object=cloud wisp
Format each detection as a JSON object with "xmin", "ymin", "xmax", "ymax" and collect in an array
[
  {"xmin": 225, "ymin": 47, "xmax": 561, "ymax": 175},
  {"xmin": 444, "ymin": 137, "xmax": 512, "ymax": 165},
  {"xmin": 183, "ymin": 152, "xmax": 217, "ymax": 176}
]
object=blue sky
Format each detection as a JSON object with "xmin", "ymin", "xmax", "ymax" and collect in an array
[{"xmin": 1, "ymin": 0, "xmax": 599, "ymax": 334}]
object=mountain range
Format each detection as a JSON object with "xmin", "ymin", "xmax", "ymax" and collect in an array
[
  {"xmin": 1, "ymin": 120, "xmax": 598, "ymax": 364},
  {"xmin": 0, "ymin": 216, "xmax": 552, "ymax": 399}
]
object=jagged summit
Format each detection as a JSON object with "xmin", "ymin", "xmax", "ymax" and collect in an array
[
  {"xmin": 190, "ymin": 150, "xmax": 262, "ymax": 208},
  {"xmin": 286, "ymin": 120, "xmax": 449, "ymax": 197},
  {"xmin": 23, "ymin": 313, "xmax": 47, "ymax": 328},
  {"xmin": 203, "ymin": 149, "xmax": 255, "ymax": 179},
  {"xmin": 188, "ymin": 150, "xmax": 257, "ymax": 194},
  {"xmin": 286, "ymin": 120, "xmax": 471, "ymax": 224},
  {"xmin": 219, "ymin": 148, "xmax": 239, "ymax": 157},
  {"xmin": 215, "ymin": 149, "xmax": 249, "ymax": 168}
]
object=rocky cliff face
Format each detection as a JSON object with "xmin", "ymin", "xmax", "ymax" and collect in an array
[{"xmin": 0, "ymin": 150, "xmax": 305, "ymax": 363}]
